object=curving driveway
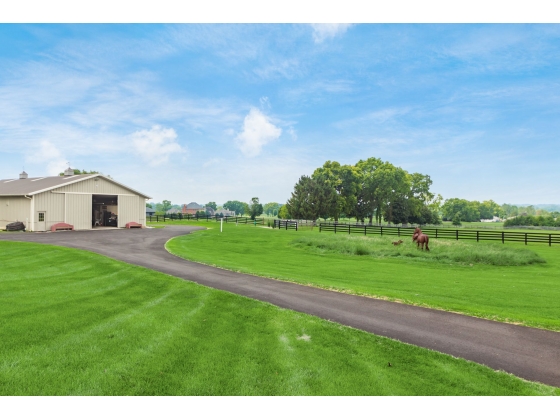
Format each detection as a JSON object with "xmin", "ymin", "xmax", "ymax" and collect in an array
[{"xmin": 2, "ymin": 226, "xmax": 560, "ymax": 387}]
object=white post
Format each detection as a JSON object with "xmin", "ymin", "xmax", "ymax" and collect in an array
[{"xmin": 221, "ymin": 218, "xmax": 223, "ymax": 233}]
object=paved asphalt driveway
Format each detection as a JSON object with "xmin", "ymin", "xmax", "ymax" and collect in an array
[{"xmin": 2, "ymin": 226, "xmax": 559, "ymax": 387}]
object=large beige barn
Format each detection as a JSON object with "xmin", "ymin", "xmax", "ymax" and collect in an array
[{"xmin": 0, "ymin": 168, "xmax": 150, "ymax": 231}]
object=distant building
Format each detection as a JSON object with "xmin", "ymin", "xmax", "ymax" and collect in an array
[
  {"xmin": 480, "ymin": 216, "xmax": 501, "ymax": 222},
  {"xmin": 166, "ymin": 208, "xmax": 182, "ymax": 215},
  {"xmin": 185, "ymin": 202, "xmax": 205, "ymax": 215},
  {"xmin": 146, "ymin": 207, "xmax": 156, "ymax": 216},
  {"xmin": 216, "ymin": 209, "xmax": 236, "ymax": 217},
  {"xmin": 205, "ymin": 207, "xmax": 215, "ymax": 216}
]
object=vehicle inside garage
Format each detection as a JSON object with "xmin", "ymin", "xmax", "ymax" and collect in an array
[{"xmin": 92, "ymin": 194, "xmax": 118, "ymax": 228}]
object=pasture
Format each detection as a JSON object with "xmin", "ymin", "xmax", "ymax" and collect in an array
[
  {"xmin": 2, "ymin": 241, "xmax": 558, "ymax": 395},
  {"xmin": 165, "ymin": 222, "xmax": 560, "ymax": 331}
]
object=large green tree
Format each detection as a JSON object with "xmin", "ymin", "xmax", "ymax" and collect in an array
[
  {"xmin": 223, "ymin": 200, "xmax": 248, "ymax": 216},
  {"xmin": 249, "ymin": 197, "xmax": 263, "ymax": 220},
  {"xmin": 278, "ymin": 204, "xmax": 291, "ymax": 219},
  {"xmin": 441, "ymin": 198, "xmax": 480, "ymax": 222},
  {"xmin": 162, "ymin": 200, "xmax": 172, "ymax": 212},
  {"xmin": 356, "ymin": 159, "xmax": 409, "ymax": 224},
  {"xmin": 285, "ymin": 157, "xmax": 439, "ymax": 226},
  {"xmin": 205, "ymin": 202, "xmax": 217, "ymax": 211},
  {"xmin": 263, "ymin": 202, "xmax": 281, "ymax": 217},
  {"xmin": 312, "ymin": 161, "xmax": 360, "ymax": 221},
  {"xmin": 286, "ymin": 176, "xmax": 335, "ymax": 221},
  {"xmin": 479, "ymin": 200, "xmax": 501, "ymax": 219}
]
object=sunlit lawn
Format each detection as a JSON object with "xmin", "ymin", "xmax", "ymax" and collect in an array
[{"xmin": 1, "ymin": 241, "xmax": 558, "ymax": 395}]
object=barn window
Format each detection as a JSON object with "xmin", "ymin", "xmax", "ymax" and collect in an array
[{"xmin": 38, "ymin": 212, "xmax": 45, "ymax": 222}]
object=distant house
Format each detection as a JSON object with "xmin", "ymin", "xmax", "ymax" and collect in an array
[
  {"xmin": 216, "ymin": 209, "xmax": 236, "ymax": 217},
  {"xmin": 185, "ymin": 202, "xmax": 205, "ymax": 215},
  {"xmin": 205, "ymin": 207, "xmax": 215, "ymax": 216},
  {"xmin": 481, "ymin": 216, "xmax": 501, "ymax": 222},
  {"xmin": 166, "ymin": 208, "xmax": 182, "ymax": 215},
  {"xmin": 146, "ymin": 207, "xmax": 156, "ymax": 216}
]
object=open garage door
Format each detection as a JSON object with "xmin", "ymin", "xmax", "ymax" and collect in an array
[
  {"xmin": 118, "ymin": 195, "xmax": 139, "ymax": 228},
  {"xmin": 66, "ymin": 194, "xmax": 92, "ymax": 230}
]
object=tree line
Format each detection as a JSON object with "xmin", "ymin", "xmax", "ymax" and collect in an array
[
  {"xmin": 441, "ymin": 198, "xmax": 502, "ymax": 225},
  {"xmin": 283, "ymin": 158, "xmax": 441, "ymax": 225},
  {"xmin": 147, "ymin": 198, "xmax": 278, "ymax": 220},
  {"xmin": 504, "ymin": 214, "xmax": 560, "ymax": 228}
]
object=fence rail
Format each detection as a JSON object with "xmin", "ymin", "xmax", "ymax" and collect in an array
[
  {"xmin": 147, "ymin": 214, "xmax": 264, "ymax": 225},
  {"xmin": 318, "ymin": 223, "xmax": 560, "ymax": 246},
  {"xmin": 274, "ymin": 220, "xmax": 298, "ymax": 230}
]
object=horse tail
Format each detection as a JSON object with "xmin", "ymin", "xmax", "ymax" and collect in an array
[{"xmin": 425, "ymin": 236, "xmax": 430, "ymax": 251}]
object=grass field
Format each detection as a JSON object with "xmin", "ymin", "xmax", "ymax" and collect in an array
[
  {"xmin": 165, "ymin": 222, "xmax": 560, "ymax": 331},
  {"xmin": 1, "ymin": 241, "xmax": 558, "ymax": 396}
]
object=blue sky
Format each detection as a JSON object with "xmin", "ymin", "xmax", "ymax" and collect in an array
[{"xmin": 1, "ymin": 23, "xmax": 559, "ymax": 205}]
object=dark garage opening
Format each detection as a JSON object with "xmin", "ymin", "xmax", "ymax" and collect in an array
[{"xmin": 92, "ymin": 195, "xmax": 118, "ymax": 228}]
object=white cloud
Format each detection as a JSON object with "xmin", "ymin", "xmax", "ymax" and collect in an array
[
  {"xmin": 28, "ymin": 140, "xmax": 68, "ymax": 176},
  {"xmin": 131, "ymin": 125, "xmax": 184, "ymax": 166},
  {"xmin": 252, "ymin": 58, "xmax": 303, "ymax": 80},
  {"xmin": 310, "ymin": 24, "xmax": 352, "ymax": 43},
  {"xmin": 235, "ymin": 108, "xmax": 282, "ymax": 157},
  {"xmin": 259, "ymin": 96, "xmax": 271, "ymax": 110},
  {"xmin": 287, "ymin": 127, "xmax": 298, "ymax": 141},
  {"xmin": 203, "ymin": 158, "xmax": 223, "ymax": 168}
]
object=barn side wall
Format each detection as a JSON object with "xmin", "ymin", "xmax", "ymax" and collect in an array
[
  {"xmin": 0, "ymin": 196, "xmax": 31, "ymax": 230},
  {"xmin": 118, "ymin": 195, "xmax": 139, "ymax": 227},
  {"xmin": 138, "ymin": 199, "xmax": 146, "ymax": 226},
  {"xmin": 34, "ymin": 191, "xmax": 65, "ymax": 231}
]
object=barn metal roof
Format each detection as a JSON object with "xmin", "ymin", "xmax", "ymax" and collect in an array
[{"xmin": 0, "ymin": 174, "xmax": 151, "ymax": 198}]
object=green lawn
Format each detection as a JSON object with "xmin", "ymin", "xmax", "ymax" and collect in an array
[
  {"xmin": 166, "ymin": 222, "xmax": 560, "ymax": 331},
  {"xmin": 1, "ymin": 241, "xmax": 557, "ymax": 396}
]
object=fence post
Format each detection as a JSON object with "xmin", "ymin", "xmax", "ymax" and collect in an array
[
  {"xmin": 550, "ymin": 234, "xmax": 552, "ymax": 247},
  {"xmin": 525, "ymin": 233, "xmax": 527, "ymax": 245},
  {"xmin": 364, "ymin": 225, "xmax": 366, "ymax": 236},
  {"xmin": 477, "ymin": 231, "xmax": 479, "ymax": 242},
  {"xmin": 398, "ymin": 227, "xmax": 400, "ymax": 237},
  {"xmin": 296, "ymin": 222, "xmax": 298, "ymax": 231},
  {"xmin": 502, "ymin": 232, "xmax": 504, "ymax": 244},
  {"xmin": 348, "ymin": 224, "xmax": 350, "ymax": 234},
  {"xmin": 320, "ymin": 223, "xmax": 322, "ymax": 232},
  {"xmin": 381, "ymin": 226, "xmax": 383, "ymax": 236},
  {"xmin": 334, "ymin": 224, "xmax": 337, "ymax": 234},
  {"xmin": 456, "ymin": 230, "xmax": 458, "ymax": 241},
  {"xmin": 436, "ymin": 228, "xmax": 438, "ymax": 239}
]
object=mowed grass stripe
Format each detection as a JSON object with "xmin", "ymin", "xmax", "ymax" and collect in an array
[
  {"xmin": 0, "ymin": 241, "xmax": 557, "ymax": 395},
  {"xmin": 166, "ymin": 223, "xmax": 560, "ymax": 330}
]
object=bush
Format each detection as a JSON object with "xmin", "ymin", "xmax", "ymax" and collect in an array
[{"xmin": 452, "ymin": 212, "xmax": 462, "ymax": 226}]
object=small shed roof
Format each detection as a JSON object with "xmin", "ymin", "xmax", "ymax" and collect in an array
[{"xmin": 0, "ymin": 174, "xmax": 151, "ymax": 199}]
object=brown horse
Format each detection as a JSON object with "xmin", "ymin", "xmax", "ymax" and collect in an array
[{"xmin": 412, "ymin": 227, "xmax": 430, "ymax": 251}]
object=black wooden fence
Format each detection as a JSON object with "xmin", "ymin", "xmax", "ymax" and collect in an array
[
  {"xmin": 319, "ymin": 223, "xmax": 560, "ymax": 246},
  {"xmin": 147, "ymin": 214, "xmax": 264, "ymax": 225},
  {"xmin": 273, "ymin": 220, "xmax": 298, "ymax": 230}
]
